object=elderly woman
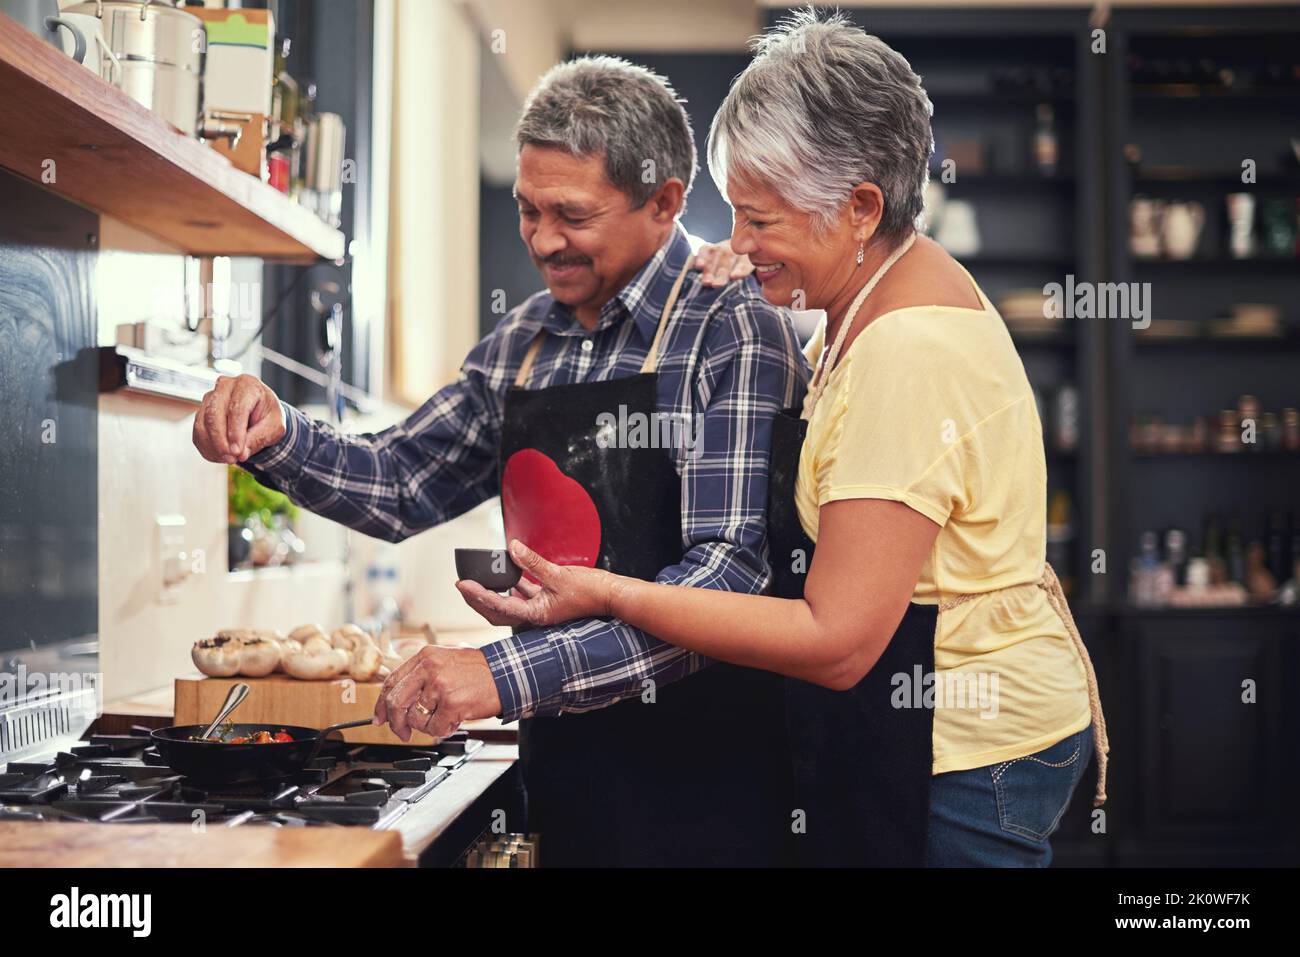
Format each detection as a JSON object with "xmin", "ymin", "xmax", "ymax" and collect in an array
[{"xmin": 458, "ymin": 10, "xmax": 1109, "ymax": 868}]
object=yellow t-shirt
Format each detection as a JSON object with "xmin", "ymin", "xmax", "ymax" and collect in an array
[{"xmin": 795, "ymin": 289, "xmax": 1091, "ymax": 775}]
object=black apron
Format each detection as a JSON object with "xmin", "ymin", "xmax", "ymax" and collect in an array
[
  {"xmin": 763, "ymin": 232, "xmax": 936, "ymax": 867},
  {"xmin": 766, "ymin": 409, "xmax": 937, "ymax": 867},
  {"xmin": 499, "ymin": 261, "xmax": 793, "ymax": 867}
]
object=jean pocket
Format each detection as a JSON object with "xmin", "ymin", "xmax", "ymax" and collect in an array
[{"xmin": 990, "ymin": 731, "xmax": 1087, "ymax": 842}]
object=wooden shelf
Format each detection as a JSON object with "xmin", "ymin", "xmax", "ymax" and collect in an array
[{"xmin": 0, "ymin": 13, "xmax": 343, "ymax": 262}]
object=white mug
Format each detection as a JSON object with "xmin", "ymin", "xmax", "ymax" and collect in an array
[
  {"xmin": 57, "ymin": 11, "xmax": 122, "ymax": 87},
  {"xmin": 935, "ymin": 199, "xmax": 980, "ymax": 256},
  {"xmin": 1161, "ymin": 201, "xmax": 1205, "ymax": 261}
]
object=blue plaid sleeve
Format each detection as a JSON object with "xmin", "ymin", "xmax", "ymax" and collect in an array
[
  {"xmin": 483, "ymin": 290, "xmax": 808, "ymax": 720},
  {"xmin": 242, "ymin": 335, "xmax": 508, "ymax": 543}
]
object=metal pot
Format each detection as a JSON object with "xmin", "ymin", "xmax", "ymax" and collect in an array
[{"xmin": 65, "ymin": 0, "xmax": 205, "ymax": 135}]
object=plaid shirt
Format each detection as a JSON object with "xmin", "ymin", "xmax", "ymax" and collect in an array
[{"xmin": 245, "ymin": 224, "xmax": 809, "ymax": 721}]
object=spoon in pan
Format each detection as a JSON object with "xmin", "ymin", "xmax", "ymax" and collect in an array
[{"xmin": 198, "ymin": 682, "xmax": 250, "ymax": 740}]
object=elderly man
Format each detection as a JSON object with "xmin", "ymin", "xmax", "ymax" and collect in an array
[{"xmin": 193, "ymin": 56, "xmax": 807, "ymax": 866}]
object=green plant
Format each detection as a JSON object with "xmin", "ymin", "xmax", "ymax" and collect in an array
[{"xmin": 228, "ymin": 466, "xmax": 299, "ymax": 526}]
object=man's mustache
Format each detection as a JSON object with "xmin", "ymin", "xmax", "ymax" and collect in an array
[{"xmin": 535, "ymin": 253, "xmax": 592, "ymax": 268}]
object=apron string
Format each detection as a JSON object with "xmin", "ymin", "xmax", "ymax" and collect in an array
[
  {"xmin": 804, "ymin": 232, "xmax": 917, "ymax": 421},
  {"xmin": 938, "ymin": 563, "xmax": 1110, "ymax": 807},
  {"xmin": 513, "ymin": 332, "xmax": 547, "ymax": 388},
  {"xmin": 639, "ymin": 255, "xmax": 694, "ymax": 375},
  {"xmin": 513, "ymin": 254, "xmax": 695, "ymax": 389}
]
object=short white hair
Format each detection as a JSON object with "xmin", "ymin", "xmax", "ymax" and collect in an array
[
  {"xmin": 517, "ymin": 55, "xmax": 697, "ymax": 209},
  {"xmin": 708, "ymin": 7, "xmax": 934, "ymax": 242}
]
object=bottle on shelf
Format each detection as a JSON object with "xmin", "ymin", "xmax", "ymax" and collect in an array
[
  {"xmin": 1046, "ymin": 488, "xmax": 1075, "ymax": 596},
  {"xmin": 268, "ymin": 37, "xmax": 299, "ymax": 195},
  {"xmin": 1266, "ymin": 510, "xmax": 1290, "ymax": 583},
  {"xmin": 1034, "ymin": 102, "xmax": 1059, "ymax": 177},
  {"xmin": 1052, "ymin": 383, "xmax": 1080, "ymax": 453},
  {"xmin": 1164, "ymin": 527, "xmax": 1189, "ymax": 587},
  {"xmin": 1226, "ymin": 515, "xmax": 1247, "ymax": 584},
  {"xmin": 1203, "ymin": 514, "xmax": 1227, "ymax": 584}
]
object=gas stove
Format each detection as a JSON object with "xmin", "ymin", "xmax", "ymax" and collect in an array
[{"xmin": 0, "ymin": 730, "xmax": 484, "ymax": 830}]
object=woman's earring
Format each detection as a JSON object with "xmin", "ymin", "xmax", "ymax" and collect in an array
[{"xmin": 855, "ymin": 241, "xmax": 865, "ymax": 267}]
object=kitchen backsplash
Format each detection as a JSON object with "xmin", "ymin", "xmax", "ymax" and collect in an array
[{"xmin": 93, "ymin": 219, "xmax": 502, "ymax": 703}]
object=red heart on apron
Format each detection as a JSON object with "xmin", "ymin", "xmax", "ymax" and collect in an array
[{"xmin": 501, "ymin": 449, "xmax": 602, "ymax": 572}]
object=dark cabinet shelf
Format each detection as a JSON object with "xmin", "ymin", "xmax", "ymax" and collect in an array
[
  {"xmin": 963, "ymin": 252, "xmax": 1077, "ymax": 267},
  {"xmin": 943, "ymin": 173, "xmax": 1077, "ymax": 188},
  {"xmin": 927, "ymin": 90, "xmax": 1076, "ymax": 105},
  {"xmin": 1132, "ymin": 255, "xmax": 1299, "ymax": 269},
  {"xmin": 1132, "ymin": 450, "xmax": 1300, "ymax": 460},
  {"xmin": 1010, "ymin": 330, "xmax": 1076, "ymax": 348},
  {"xmin": 1131, "ymin": 83, "xmax": 1300, "ymax": 100},
  {"xmin": 1134, "ymin": 333, "xmax": 1300, "ymax": 351},
  {"xmin": 814, "ymin": 2, "xmax": 1300, "ymax": 866},
  {"xmin": 1132, "ymin": 170, "xmax": 1300, "ymax": 189},
  {"xmin": 1109, "ymin": 604, "xmax": 1300, "ymax": 619}
]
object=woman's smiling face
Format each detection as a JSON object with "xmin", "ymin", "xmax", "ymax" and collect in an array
[{"xmin": 725, "ymin": 178, "xmax": 857, "ymax": 311}]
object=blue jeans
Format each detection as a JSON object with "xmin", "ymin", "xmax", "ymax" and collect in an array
[{"xmin": 927, "ymin": 725, "xmax": 1094, "ymax": 867}]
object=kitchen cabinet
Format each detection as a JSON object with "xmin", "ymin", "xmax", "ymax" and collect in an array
[
  {"xmin": 1122, "ymin": 611, "xmax": 1297, "ymax": 865},
  {"xmin": 1053, "ymin": 609, "xmax": 1299, "ymax": 867}
]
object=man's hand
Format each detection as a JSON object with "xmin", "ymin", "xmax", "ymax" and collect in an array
[
  {"xmin": 373, "ymin": 646, "xmax": 502, "ymax": 741},
  {"xmin": 193, "ymin": 374, "xmax": 286, "ymax": 465}
]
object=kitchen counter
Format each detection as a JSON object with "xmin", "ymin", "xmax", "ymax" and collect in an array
[
  {"xmin": 0, "ymin": 821, "xmax": 405, "ymax": 868},
  {"xmin": 92, "ymin": 686, "xmax": 517, "ymax": 858},
  {"xmin": 388, "ymin": 742, "xmax": 517, "ymax": 861},
  {"xmin": 59, "ymin": 627, "xmax": 523, "ymax": 865}
]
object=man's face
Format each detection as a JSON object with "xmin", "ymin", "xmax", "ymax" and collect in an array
[{"xmin": 515, "ymin": 145, "xmax": 675, "ymax": 320}]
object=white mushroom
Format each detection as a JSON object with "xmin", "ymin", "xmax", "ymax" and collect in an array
[
  {"xmin": 332, "ymin": 624, "xmax": 382, "ymax": 682},
  {"xmin": 249, "ymin": 629, "xmax": 291, "ymax": 673},
  {"xmin": 289, "ymin": 623, "xmax": 329, "ymax": 644},
  {"xmin": 237, "ymin": 636, "xmax": 282, "ymax": 677},
  {"xmin": 349, "ymin": 644, "xmax": 383, "ymax": 682},
  {"xmin": 192, "ymin": 633, "xmax": 245, "ymax": 677},
  {"xmin": 376, "ymin": 631, "xmax": 405, "ymax": 674},
  {"xmin": 282, "ymin": 634, "xmax": 348, "ymax": 680}
]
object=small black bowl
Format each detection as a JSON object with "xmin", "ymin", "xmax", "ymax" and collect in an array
[{"xmin": 455, "ymin": 548, "xmax": 523, "ymax": 591}]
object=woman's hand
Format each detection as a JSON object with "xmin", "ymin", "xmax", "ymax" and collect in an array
[
  {"xmin": 455, "ymin": 540, "xmax": 619, "ymax": 628},
  {"xmin": 692, "ymin": 239, "xmax": 754, "ymax": 287}
]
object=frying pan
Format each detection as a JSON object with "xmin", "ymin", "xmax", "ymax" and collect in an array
[{"xmin": 150, "ymin": 718, "xmax": 374, "ymax": 786}]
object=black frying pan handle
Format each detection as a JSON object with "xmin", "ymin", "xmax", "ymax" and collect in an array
[
  {"xmin": 321, "ymin": 718, "xmax": 377, "ymax": 736},
  {"xmin": 305, "ymin": 718, "xmax": 375, "ymax": 764}
]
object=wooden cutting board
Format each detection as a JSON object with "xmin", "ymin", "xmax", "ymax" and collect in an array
[{"xmin": 173, "ymin": 674, "xmax": 438, "ymax": 746}]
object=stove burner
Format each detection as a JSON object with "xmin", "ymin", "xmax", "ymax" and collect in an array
[{"xmin": 0, "ymin": 731, "xmax": 482, "ymax": 830}]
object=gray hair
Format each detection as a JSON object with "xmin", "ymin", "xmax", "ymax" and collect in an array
[
  {"xmin": 516, "ymin": 55, "xmax": 697, "ymax": 210},
  {"xmin": 707, "ymin": 8, "xmax": 934, "ymax": 243}
]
